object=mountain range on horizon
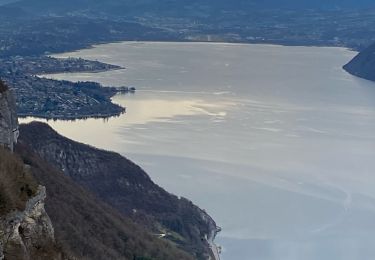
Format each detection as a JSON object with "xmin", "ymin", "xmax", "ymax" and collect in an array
[
  {"xmin": 6, "ymin": 0, "xmax": 375, "ymax": 13},
  {"xmin": 1, "ymin": 0, "xmax": 375, "ymax": 60}
]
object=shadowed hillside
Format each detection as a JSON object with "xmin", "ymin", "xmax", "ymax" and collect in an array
[
  {"xmin": 344, "ymin": 42, "xmax": 375, "ymax": 81},
  {"xmin": 16, "ymin": 143, "xmax": 193, "ymax": 260},
  {"xmin": 0, "ymin": 79, "xmax": 207, "ymax": 259},
  {"xmin": 0, "ymin": 148, "xmax": 65, "ymax": 260},
  {"xmin": 19, "ymin": 122, "xmax": 217, "ymax": 260}
]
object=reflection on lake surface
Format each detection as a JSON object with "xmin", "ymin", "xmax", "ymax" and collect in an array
[{"xmin": 23, "ymin": 42, "xmax": 375, "ymax": 259}]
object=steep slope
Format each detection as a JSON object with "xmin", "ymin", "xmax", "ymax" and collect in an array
[
  {"xmin": 0, "ymin": 81, "xmax": 62, "ymax": 259},
  {"xmin": 0, "ymin": 149, "xmax": 63, "ymax": 260},
  {"xmin": 0, "ymin": 78, "xmax": 196, "ymax": 259},
  {"xmin": 0, "ymin": 81, "xmax": 19, "ymax": 151},
  {"xmin": 344, "ymin": 43, "xmax": 375, "ymax": 81},
  {"xmin": 19, "ymin": 122, "xmax": 217, "ymax": 260},
  {"xmin": 16, "ymin": 143, "xmax": 193, "ymax": 260}
]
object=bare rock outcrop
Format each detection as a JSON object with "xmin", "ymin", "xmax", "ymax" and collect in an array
[
  {"xmin": 0, "ymin": 82, "xmax": 62, "ymax": 259},
  {"xmin": 0, "ymin": 186, "xmax": 59, "ymax": 260},
  {"xmin": 0, "ymin": 82, "xmax": 19, "ymax": 151}
]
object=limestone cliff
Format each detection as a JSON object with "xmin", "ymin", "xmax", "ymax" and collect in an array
[
  {"xmin": 0, "ymin": 82, "xmax": 62, "ymax": 259},
  {"xmin": 0, "ymin": 81, "xmax": 19, "ymax": 151},
  {"xmin": 0, "ymin": 186, "xmax": 59, "ymax": 260}
]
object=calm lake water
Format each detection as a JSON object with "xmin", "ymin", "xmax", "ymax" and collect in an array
[{"xmin": 22, "ymin": 42, "xmax": 375, "ymax": 259}]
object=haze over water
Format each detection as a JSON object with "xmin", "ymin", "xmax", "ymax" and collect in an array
[{"xmin": 24, "ymin": 42, "xmax": 375, "ymax": 259}]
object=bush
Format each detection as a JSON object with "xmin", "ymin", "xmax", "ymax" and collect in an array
[
  {"xmin": 0, "ymin": 80, "xmax": 8, "ymax": 93},
  {"xmin": 0, "ymin": 148, "xmax": 38, "ymax": 215}
]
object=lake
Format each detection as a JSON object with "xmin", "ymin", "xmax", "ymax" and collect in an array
[{"xmin": 22, "ymin": 42, "xmax": 375, "ymax": 260}]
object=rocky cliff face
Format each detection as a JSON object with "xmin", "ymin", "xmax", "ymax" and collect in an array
[
  {"xmin": 0, "ymin": 186, "xmax": 58, "ymax": 260},
  {"xmin": 0, "ymin": 82, "xmax": 62, "ymax": 259},
  {"xmin": 0, "ymin": 82, "xmax": 19, "ymax": 151}
]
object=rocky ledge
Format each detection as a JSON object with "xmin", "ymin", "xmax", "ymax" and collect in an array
[
  {"xmin": 0, "ymin": 81, "xmax": 19, "ymax": 151},
  {"xmin": 0, "ymin": 186, "xmax": 60, "ymax": 260}
]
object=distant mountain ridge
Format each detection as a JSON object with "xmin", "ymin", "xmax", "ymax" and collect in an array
[
  {"xmin": 9, "ymin": 0, "xmax": 375, "ymax": 14},
  {"xmin": 2, "ymin": 0, "xmax": 375, "ymax": 58}
]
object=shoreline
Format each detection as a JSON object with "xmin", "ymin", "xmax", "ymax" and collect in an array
[
  {"xmin": 25, "ymin": 41, "xmax": 359, "ymax": 260},
  {"xmin": 18, "ymin": 39, "xmax": 375, "ymax": 260},
  {"xmin": 202, "ymin": 210, "xmax": 222, "ymax": 260},
  {"xmin": 208, "ymin": 226, "xmax": 221, "ymax": 260},
  {"xmin": 18, "ymin": 109, "xmax": 125, "ymax": 121},
  {"xmin": 37, "ymin": 65, "xmax": 125, "ymax": 76},
  {"xmin": 32, "ymin": 41, "xmax": 353, "ymax": 260},
  {"xmin": 48, "ymin": 40, "xmax": 357, "ymax": 59}
]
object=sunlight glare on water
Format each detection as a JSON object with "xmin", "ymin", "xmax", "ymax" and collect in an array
[{"xmin": 22, "ymin": 42, "xmax": 375, "ymax": 260}]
